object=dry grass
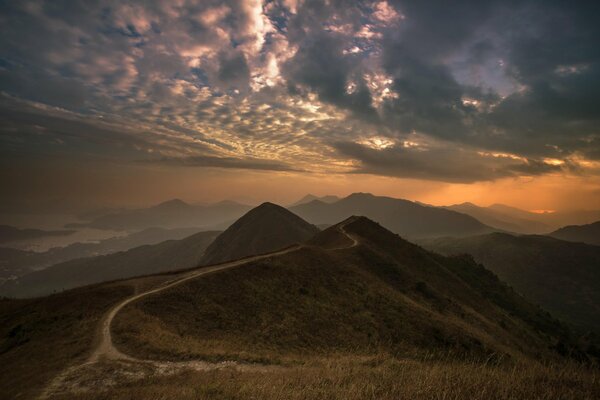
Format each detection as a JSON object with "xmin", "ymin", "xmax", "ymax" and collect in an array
[
  {"xmin": 48, "ymin": 356, "xmax": 599, "ymax": 400},
  {"xmin": 0, "ymin": 283, "xmax": 134, "ymax": 399}
]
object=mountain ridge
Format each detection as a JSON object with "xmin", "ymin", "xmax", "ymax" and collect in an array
[{"xmin": 290, "ymin": 193, "xmax": 497, "ymax": 239}]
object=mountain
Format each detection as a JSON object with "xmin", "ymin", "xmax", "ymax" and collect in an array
[
  {"xmin": 65, "ymin": 199, "xmax": 251, "ymax": 231},
  {"xmin": 420, "ymin": 233, "xmax": 600, "ymax": 332},
  {"xmin": 290, "ymin": 194, "xmax": 340, "ymax": 207},
  {"xmin": 549, "ymin": 221, "xmax": 600, "ymax": 246},
  {"xmin": 0, "ymin": 231, "xmax": 220, "ymax": 298},
  {"xmin": 0, "ymin": 225, "xmax": 74, "ymax": 244},
  {"xmin": 290, "ymin": 193, "xmax": 496, "ymax": 239},
  {"xmin": 200, "ymin": 202, "xmax": 320, "ymax": 265},
  {"xmin": 446, "ymin": 202, "xmax": 551, "ymax": 234},
  {"xmin": 114, "ymin": 217, "xmax": 575, "ymax": 367}
]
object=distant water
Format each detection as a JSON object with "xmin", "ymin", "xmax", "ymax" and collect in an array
[{"xmin": 0, "ymin": 213, "xmax": 127, "ymax": 252}]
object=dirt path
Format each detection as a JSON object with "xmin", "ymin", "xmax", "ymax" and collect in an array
[
  {"xmin": 40, "ymin": 223, "xmax": 360, "ymax": 399},
  {"xmin": 89, "ymin": 244, "xmax": 304, "ymax": 362}
]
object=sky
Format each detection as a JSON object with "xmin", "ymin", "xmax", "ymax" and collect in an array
[{"xmin": 1, "ymin": 0, "xmax": 599, "ymax": 212}]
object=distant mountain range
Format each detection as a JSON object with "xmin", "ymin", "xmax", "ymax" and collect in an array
[
  {"xmin": 549, "ymin": 221, "xmax": 600, "ymax": 246},
  {"xmin": 0, "ymin": 231, "xmax": 221, "ymax": 298},
  {"xmin": 290, "ymin": 193, "xmax": 497, "ymax": 239},
  {"xmin": 445, "ymin": 202, "xmax": 551, "ymax": 234},
  {"xmin": 201, "ymin": 202, "xmax": 320, "ymax": 265},
  {"xmin": 0, "ymin": 225, "xmax": 75, "ymax": 244},
  {"xmin": 65, "ymin": 199, "xmax": 252, "ymax": 231},
  {"xmin": 420, "ymin": 233, "xmax": 600, "ymax": 332},
  {"xmin": 486, "ymin": 204, "xmax": 600, "ymax": 231}
]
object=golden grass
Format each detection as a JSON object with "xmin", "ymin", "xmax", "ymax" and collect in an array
[{"xmin": 48, "ymin": 356, "xmax": 599, "ymax": 400}]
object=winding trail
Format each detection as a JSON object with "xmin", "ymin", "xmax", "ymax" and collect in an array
[
  {"xmin": 40, "ymin": 221, "xmax": 360, "ymax": 399},
  {"xmin": 90, "ymin": 244, "xmax": 304, "ymax": 362}
]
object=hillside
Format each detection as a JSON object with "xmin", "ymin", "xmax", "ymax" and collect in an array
[
  {"xmin": 66, "ymin": 199, "xmax": 251, "ymax": 231},
  {"xmin": 420, "ymin": 233, "xmax": 600, "ymax": 332},
  {"xmin": 549, "ymin": 221, "xmax": 600, "ymax": 246},
  {"xmin": 290, "ymin": 193, "xmax": 496, "ymax": 239},
  {"xmin": 200, "ymin": 202, "xmax": 320, "ymax": 265},
  {"xmin": 114, "ymin": 217, "xmax": 571, "ymax": 365},
  {"xmin": 0, "ymin": 231, "xmax": 220, "ymax": 298},
  {"xmin": 446, "ymin": 203, "xmax": 550, "ymax": 234}
]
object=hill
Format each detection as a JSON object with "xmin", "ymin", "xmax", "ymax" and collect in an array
[
  {"xmin": 66, "ymin": 199, "xmax": 251, "ymax": 231},
  {"xmin": 114, "ymin": 217, "xmax": 572, "ymax": 365},
  {"xmin": 420, "ymin": 233, "xmax": 600, "ymax": 332},
  {"xmin": 290, "ymin": 193, "xmax": 496, "ymax": 239},
  {"xmin": 549, "ymin": 221, "xmax": 600, "ymax": 246},
  {"xmin": 200, "ymin": 202, "xmax": 320, "ymax": 265},
  {"xmin": 0, "ymin": 231, "xmax": 220, "ymax": 298},
  {"xmin": 446, "ymin": 203, "xmax": 550, "ymax": 234},
  {"xmin": 0, "ymin": 225, "xmax": 74, "ymax": 244}
]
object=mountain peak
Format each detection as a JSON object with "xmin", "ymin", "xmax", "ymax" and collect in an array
[
  {"xmin": 154, "ymin": 199, "xmax": 189, "ymax": 210},
  {"xmin": 346, "ymin": 192, "xmax": 374, "ymax": 199},
  {"xmin": 252, "ymin": 202, "xmax": 287, "ymax": 213},
  {"xmin": 200, "ymin": 202, "xmax": 319, "ymax": 264}
]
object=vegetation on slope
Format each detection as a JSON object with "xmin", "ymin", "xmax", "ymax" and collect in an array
[
  {"xmin": 0, "ymin": 283, "xmax": 134, "ymax": 399},
  {"xmin": 420, "ymin": 233, "xmax": 600, "ymax": 333},
  {"xmin": 113, "ymin": 218, "xmax": 572, "ymax": 365},
  {"xmin": 47, "ymin": 358, "xmax": 600, "ymax": 400}
]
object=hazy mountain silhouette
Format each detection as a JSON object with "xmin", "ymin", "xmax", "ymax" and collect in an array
[
  {"xmin": 0, "ymin": 231, "xmax": 221, "ymax": 298},
  {"xmin": 0, "ymin": 225, "xmax": 75, "ymax": 244},
  {"xmin": 0, "ymin": 247, "xmax": 37, "ymax": 282},
  {"xmin": 290, "ymin": 193, "xmax": 496, "ymax": 239},
  {"xmin": 116, "ymin": 216, "xmax": 572, "ymax": 364},
  {"xmin": 488, "ymin": 204, "xmax": 600, "ymax": 230},
  {"xmin": 200, "ymin": 202, "xmax": 319, "ymax": 265},
  {"xmin": 420, "ymin": 233, "xmax": 600, "ymax": 332},
  {"xmin": 549, "ymin": 221, "xmax": 600, "ymax": 246},
  {"xmin": 66, "ymin": 199, "xmax": 251, "ymax": 231},
  {"xmin": 289, "ymin": 194, "xmax": 340, "ymax": 207},
  {"xmin": 0, "ymin": 226, "xmax": 205, "ymax": 277},
  {"xmin": 446, "ymin": 202, "xmax": 550, "ymax": 234}
]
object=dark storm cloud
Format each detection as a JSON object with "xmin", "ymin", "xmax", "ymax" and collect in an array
[
  {"xmin": 0, "ymin": 0, "xmax": 598, "ymax": 184},
  {"xmin": 333, "ymin": 141, "xmax": 563, "ymax": 183}
]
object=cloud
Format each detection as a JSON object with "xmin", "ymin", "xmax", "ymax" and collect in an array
[
  {"xmin": 143, "ymin": 154, "xmax": 300, "ymax": 172},
  {"xmin": 333, "ymin": 140, "xmax": 564, "ymax": 183},
  {"xmin": 0, "ymin": 0, "xmax": 598, "ymax": 187}
]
